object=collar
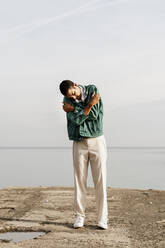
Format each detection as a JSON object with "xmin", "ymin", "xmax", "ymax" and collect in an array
[{"xmin": 76, "ymin": 85, "xmax": 87, "ymax": 102}]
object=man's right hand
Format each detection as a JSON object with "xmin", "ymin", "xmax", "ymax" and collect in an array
[
  {"xmin": 62, "ymin": 102, "xmax": 75, "ymax": 112},
  {"xmin": 88, "ymin": 92, "xmax": 100, "ymax": 107}
]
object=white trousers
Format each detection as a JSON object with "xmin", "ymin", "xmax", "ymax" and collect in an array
[{"xmin": 72, "ymin": 135, "xmax": 108, "ymax": 223}]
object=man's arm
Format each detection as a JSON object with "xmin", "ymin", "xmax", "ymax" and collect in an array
[
  {"xmin": 83, "ymin": 91, "xmax": 101, "ymax": 120},
  {"xmin": 63, "ymin": 91, "xmax": 100, "ymax": 116},
  {"xmin": 63, "ymin": 86, "xmax": 101, "ymax": 125},
  {"xmin": 83, "ymin": 91, "xmax": 99, "ymax": 116},
  {"xmin": 73, "ymin": 86, "xmax": 101, "ymax": 121}
]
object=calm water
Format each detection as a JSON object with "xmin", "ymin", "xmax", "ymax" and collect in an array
[
  {"xmin": 0, "ymin": 147, "xmax": 165, "ymax": 190},
  {"xmin": 0, "ymin": 232, "xmax": 45, "ymax": 242}
]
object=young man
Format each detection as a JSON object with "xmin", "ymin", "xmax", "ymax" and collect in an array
[{"xmin": 59, "ymin": 80, "xmax": 108, "ymax": 229}]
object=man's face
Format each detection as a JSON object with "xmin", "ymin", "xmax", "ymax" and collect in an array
[{"xmin": 66, "ymin": 86, "xmax": 81, "ymax": 101}]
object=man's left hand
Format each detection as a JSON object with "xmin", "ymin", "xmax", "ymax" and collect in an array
[{"xmin": 62, "ymin": 102, "xmax": 75, "ymax": 112}]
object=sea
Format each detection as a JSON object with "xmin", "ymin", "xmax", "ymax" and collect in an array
[{"xmin": 0, "ymin": 147, "xmax": 165, "ymax": 190}]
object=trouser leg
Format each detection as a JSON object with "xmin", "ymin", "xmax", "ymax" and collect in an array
[
  {"xmin": 72, "ymin": 140, "xmax": 89, "ymax": 218},
  {"xmin": 89, "ymin": 135, "xmax": 108, "ymax": 223}
]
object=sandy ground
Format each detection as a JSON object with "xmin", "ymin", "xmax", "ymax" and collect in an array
[{"xmin": 0, "ymin": 186, "xmax": 164, "ymax": 248}]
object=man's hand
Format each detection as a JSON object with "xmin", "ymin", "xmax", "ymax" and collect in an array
[
  {"xmin": 62, "ymin": 102, "xmax": 75, "ymax": 112},
  {"xmin": 88, "ymin": 92, "xmax": 100, "ymax": 107}
]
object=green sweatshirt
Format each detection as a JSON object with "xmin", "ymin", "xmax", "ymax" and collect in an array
[{"xmin": 63, "ymin": 84, "xmax": 104, "ymax": 141}]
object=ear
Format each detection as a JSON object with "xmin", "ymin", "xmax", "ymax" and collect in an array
[{"xmin": 74, "ymin": 83, "xmax": 78, "ymax": 87}]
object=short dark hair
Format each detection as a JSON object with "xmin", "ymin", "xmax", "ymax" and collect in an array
[{"xmin": 59, "ymin": 80, "xmax": 74, "ymax": 96}]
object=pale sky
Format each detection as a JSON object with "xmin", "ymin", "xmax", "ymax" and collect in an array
[{"xmin": 0, "ymin": 0, "xmax": 165, "ymax": 147}]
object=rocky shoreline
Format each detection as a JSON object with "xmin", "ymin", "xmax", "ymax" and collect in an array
[{"xmin": 0, "ymin": 186, "xmax": 164, "ymax": 248}]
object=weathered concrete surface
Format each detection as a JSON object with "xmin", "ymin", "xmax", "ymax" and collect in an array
[{"xmin": 0, "ymin": 186, "xmax": 164, "ymax": 248}]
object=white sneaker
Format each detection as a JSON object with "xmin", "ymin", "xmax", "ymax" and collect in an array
[
  {"xmin": 73, "ymin": 215, "xmax": 84, "ymax": 228},
  {"xmin": 98, "ymin": 221, "xmax": 108, "ymax": 230}
]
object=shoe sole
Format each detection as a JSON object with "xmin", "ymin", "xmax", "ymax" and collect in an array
[
  {"xmin": 73, "ymin": 225, "xmax": 84, "ymax": 229},
  {"xmin": 98, "ymin": 225, "xmax": 108, "ymax": 230}
]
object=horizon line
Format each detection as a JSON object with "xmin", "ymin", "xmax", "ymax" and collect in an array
[{"xmin": 0, "ymin": 146, "xmax": 165, "ymax": 150}]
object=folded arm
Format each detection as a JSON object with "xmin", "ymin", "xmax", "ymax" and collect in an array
[{"xmin": 62, "ymin": 87, "xmax": 101, "ymax": 126}]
